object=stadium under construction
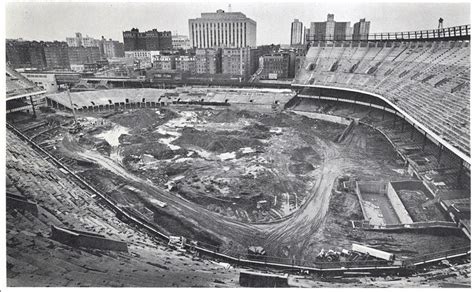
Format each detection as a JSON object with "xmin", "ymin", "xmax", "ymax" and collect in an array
[{"xmin": 6, "ymin": 24, "xmax": 471, "ymax": 287}]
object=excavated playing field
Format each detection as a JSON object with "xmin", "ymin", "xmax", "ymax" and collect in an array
[
  {"xmin": 64, "ymin": 107, "xmax": 345, "ymax": 224},
  {"xmin": 32, "ymin": 104, "xmax": 469, "ymax": 263}
]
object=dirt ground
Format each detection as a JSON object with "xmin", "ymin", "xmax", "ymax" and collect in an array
[
  {"xmin": 64, "ymin": 107, "xmax": 345, "ymax": 224},
  {"xmin": 398, "ymin": 190, "xmax": 449, "ymax": 222},
  {"xmin": 17, "ymin": 104, "xmax": 470, "ymax": 272}
]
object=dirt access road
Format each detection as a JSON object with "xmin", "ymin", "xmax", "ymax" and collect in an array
[
  {"xmin": 61, "ymin": 123, "xmax": 344, "ymax": 259},
  {"xmin": 56, "ymin": 106, "xmax": 431, "ymax": 262}
]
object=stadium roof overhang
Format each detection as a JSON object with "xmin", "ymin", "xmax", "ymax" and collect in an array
[
  {"xmin": 291, "ymin": 83, "xmax": 470, "ymax": 165},
  {"xmin": 6, "ymin": 90, "xmax": 47, "ymax": 101}
]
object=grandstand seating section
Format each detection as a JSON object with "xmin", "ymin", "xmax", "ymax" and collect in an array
[
  {"xmin": 6, "ymin": 129, "xmax": 236, "ymax": 286},
  {"xmin": 295, "ymin": 40, "xmax": 470, "ymax": 157},
  {"xmin": 47, "ymin": 87, "xmax": 294, "ymax": 109},
  {"xmin": 6, "ymin": 65, "xmax": 45, "ymax": 99}
]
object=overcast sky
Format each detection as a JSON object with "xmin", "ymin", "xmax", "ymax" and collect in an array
[{"xmin": 5, "ymin": 1, "xmax": 471, "ymax": 45}]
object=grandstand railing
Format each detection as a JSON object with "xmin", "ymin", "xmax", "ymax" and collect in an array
[
  {"xmin": 403, "ymin": 246, "xmax": 471, "ymax": 266},
  {"xmin": 6, "ymin": 122, "xmax": 471, "ymax": 274},
  {"xmin": 306, "ymin": 25, "xmax": 470, "ymax": 42}
]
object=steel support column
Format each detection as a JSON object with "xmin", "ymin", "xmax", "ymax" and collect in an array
[
  {"xmin": 29, "ymin": 96, "xmax": 37, "ymax": 119},
  {"xmin": 437, "ymin": 144, "xmax": 443, "ymax": 163},
  {"xmin": 422, "ymin": 133, "xmax": 427, "ymax": 151}
]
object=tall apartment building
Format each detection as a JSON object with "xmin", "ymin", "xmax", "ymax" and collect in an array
[
  {"xmin": 123, "ymin": 28, "xmax": 173, "ymax": 51},
  {"xmin": 100, "ymin": 37, "xmax": 125, "ymax": 58},
  {"xmin": 304, "ymin": 27, "xmax": 310, "ymax": 43},
  {"xmin": 221, "ymin": 47, "xmax": 252, "ymax": 78},
  {"xmin": 309, "ymin": 14, "xmax": 352, "ymax": 41},
  {"xmin": 43, "ymin": 42, "xmax": 70, "ymax": 69},
  {"xmin": 67, "ymin": 47, "xmax": 101, "ymax": 65},
  {"xmin": 189, "ymin": 9, "xmax": 256, "ymax": 48},
  {"xmin": 290, "ymin": 19, "xmax": 303, "ymax": 45},
  {"xmin": 353, "ymin": 18, "xmax": 371, "ymax": 40},
  {"xmin": 195, "ymin": 48, "xmax": 222, "ymax": 74},
  {"xmin": 6, "ymin": 40, "xmax": 47, "ymax": 69}
]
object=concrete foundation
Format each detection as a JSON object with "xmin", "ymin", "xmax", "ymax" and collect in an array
[
  {"xmin": 356, "ymin": 181, "xmax": 413, "ymax": 225},
  {"xmin": 239, "ymin": 270, "xmax": 289, "ymax": 287},
  {"xmin": 387, "ymin": 183, "xmax": 414, "ymax": 224}
]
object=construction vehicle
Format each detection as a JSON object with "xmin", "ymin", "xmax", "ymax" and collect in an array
[
  {"xmin": 68, "ymin": 123, "xmax": 82, "ymax": 134},
  {"xmin": 247, "ymin": 246, "xmax": 267, "ymax": 260},
  {"xmin": 168, "ymin": 236, "xmax": 187, "ymax": 251}
]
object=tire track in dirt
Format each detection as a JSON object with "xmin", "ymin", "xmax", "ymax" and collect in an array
[
  {"xmin": 62, "ymin": 131, "xmax": 353, "ymax": 261},
  {"xmin": 62, "ymin": 135, "xmax": 262, "ymax": 249}
]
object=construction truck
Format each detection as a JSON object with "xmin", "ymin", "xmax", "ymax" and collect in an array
[
  {"xmin": 168, "ymin": 236, "xmax": 187, "ymax": 251},
  {"xmin": 247, "ymin": 246, "xmax": 267, "ymax": 260}
]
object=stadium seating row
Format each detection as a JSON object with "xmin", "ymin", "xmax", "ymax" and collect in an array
[
  {"xmin": 6, "ymin": 65, "xmax": 45, "ymax": 99},
  {"xmin": 46, "ymin": 87, "xmax": 295, "ymax": 109},
  {"xmin": 6, "ymin": 129, "xmax": 235, "ymax": 286},
  {"xmin": 295, "ymin": 40, "xmax": 470, "ymax": 156}
]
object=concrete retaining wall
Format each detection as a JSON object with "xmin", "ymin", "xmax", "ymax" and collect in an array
[
  {"xmin": 387, "ymin": 183, "xmax": 414, "ymax": 224},
  {"xmin": 354, "ymin": 182, "xmax": 369, "ymax": 221},
  {"xmin": 358, "ymin": 181, "xmax": 386, "ymax": 194},
  {"xmin": 239, "ymin": 270, "xmax": 289, "ymax": 287},
  {"xmin": 51, "ymin": 225, "xmax": 128, "ymax": 252}
]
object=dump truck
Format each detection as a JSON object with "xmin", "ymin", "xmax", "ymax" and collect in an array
[
  {"xmin": 352, "ymin": 243, "xmax": 395, "ymax": 261},
  {"xmin": 168, "ymin": 236, "xmax": 186, "ymax": 250}
]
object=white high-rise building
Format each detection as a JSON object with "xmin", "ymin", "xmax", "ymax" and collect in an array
[
  {"xmin": 189, "ymin": 9, "xmax": 256, "ymax": 48},
  {"xmin": 290, "ymin": 19, "xmax": 303, "ymax": 45}
]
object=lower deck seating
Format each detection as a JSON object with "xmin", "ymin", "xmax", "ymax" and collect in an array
[{"xmin": 6, "ymin": 130, "xmax": 237, "ymax": 287}]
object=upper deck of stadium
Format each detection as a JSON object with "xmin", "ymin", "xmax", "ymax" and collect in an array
[
  {"xmin": 6, "ymin": 65, "xmax": 45, "ymax": 100},
  {"xmin": 294, "ymin": 27, "xmax": 470, "ymax": 161}
]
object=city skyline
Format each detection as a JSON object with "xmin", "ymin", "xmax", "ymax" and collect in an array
[{"xmin": 6, "ymin": 1, "xmax": 470, "ymax": 45}]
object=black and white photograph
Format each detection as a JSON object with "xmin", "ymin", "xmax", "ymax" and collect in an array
[{"xmin": 4, "ymin": 0, "xmax": 472, "ymax": 289}]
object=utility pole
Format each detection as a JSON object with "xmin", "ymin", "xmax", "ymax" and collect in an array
[{"xmin": 66, "ymin": 85, "xmax": 77, "ymax": 125}]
